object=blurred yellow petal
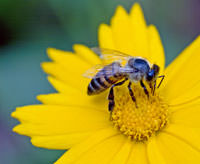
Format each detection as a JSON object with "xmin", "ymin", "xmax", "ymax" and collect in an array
[
  {"xmin": 47, "ymin": 76, "xmax": 80, "ymax": 94},
  {"xmin": 147, "ymin": 25, "xmax": 165, "ymax": 72},
  {"xmin": 54, "ymin": 128, "xmax": 120, "ymax": 164},
  {"xmin": 98, "ymin": 24, "xmax": 115, "ymax": 49},
  {"xmin": 165, "ymin": 35, "xmax": 200, "ymax": 81},
  {"xmin": 147, "ymin": 137, "xmax": 166, "ymax": 164},
  {"xmin": 47, "ymin": 48, "xmax": 91, "ymax": 69},
  {"xmin": 42, "ymin": 62, "xmax": 89, "ymax": 90},
  {"xmin": 168, "ymin": 84, "xmax": 200, "ymax": 111},
  {"xmin": 170, "ymin": 104, "xmax": 200, "ymax": 128},
  {"xmin": 163, "ymin": 36, "xmax": 200, "ymax": 101},
  {"xmin": 111, "ymin": 6, "xmax": 136, "ymax": 55},
  {"xmin": 109, "ymin": 140, "xmax": 133, "ymax": 164},
  {"xmin": 73, "ymin": 135, "xmax": 125, "ymax": 164},
  {"xmin": 126, "ymin": 143, "xmax": 148, "ymax": 164},
  {"xmin": 12, "ymin": 105, "xmax": 109, "ymax": 133},
  {"xmin": 129, "ymin": 3, "xmax": 149, "ymax": 58},
  {"xmin": 156, "ymin": 133, "xmax": 200, "ymax": 163},
  {"xmin": 30, "ymin": 132, "xmax": 92, "ymax": 150},
  {"xmin": 73, "ymin": 44, "xmax": 101, "ymax": 65},
  {"xmin": 164, "ymin": 124, "xmax": 200, "ymax": 151},
  {"xmin": 37, "ymin": 93, "xmax": 107, "ymax": 111}
]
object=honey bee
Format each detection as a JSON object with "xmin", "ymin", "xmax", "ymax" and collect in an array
[{"xmin": 83, "ymin": 48, "xmax": 164, "ymax": 112}]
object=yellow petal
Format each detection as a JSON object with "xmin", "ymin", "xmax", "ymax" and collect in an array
[
  {"xmin": 47, "ymin": 48, "xmax": 91, "ymax": 69},
  {"xmin": 12, "ymin": 104, "xmax": 111, "ymax": 150},
  {"xmin": 109, "ymin": 140, "xmax": 133, "ymax": 164},
  {"xmin": 170, "ymin": 104, "xmax": 200, "ymax": 128},
  {"xmin": 156, "ymin": 132, "xmax": 200, "ymax": 163},
  {"xmin": 147, "ymin": 137, "xmax": 166, "ymax": 164},
  {"xmin": 30, "ymin": 132, "xmax": 92, "ymax": 150},
  {"xmin": 111, "ymin": 6, "xmax": 137, "ymax": 55},
  {"xmin": 126, "ymin": 143, "xmax": 148, "ymax": 164},
  {"xmin": 42, "ymin": 62, "xmax": 89, "ymax": 91},
  {"xmin": 167, "ymin": 82, "xmax": 200, "ymax": 112},
  {"xmin": 129, "ymin": 3, "xmax": 149, "ymax": 58},
  {"xmin": 47, "ymin": 76, "xmax": 80, "ymax": 94},
  {"xmin": 163, "ymin": 36, "xmax": 200, "ymax": 101},
  {"xmin": 12, "ymin": 105, "xmax": 109, "ymax": 135},
  {"xmin": 54, "ymin": 128, "xmax": 120, "ymax": 164},
  {"xmin": 147, "ymin": 25, "xmax": 165, "ymax": 73},
  {"xmin": 164, "ymin": 124, "xmax": 200, "ymax": 151},
  {"xmin": 74, "ymin": 135, "xmax": 125, "ymax": 164},
  {"xmin": 73, "ymin": 44, "xmax": 101, "ymax": 65},
  {"xmin": 37, "ymin": 93, "xmax": 107, "ymax": 111},
  {"xmin": 48, "ymin": 76, "xmax": 108, "ymax": 105},
  {"xmin": 98, "ymin": 24, "xmax": 115, "ymax": 49}
]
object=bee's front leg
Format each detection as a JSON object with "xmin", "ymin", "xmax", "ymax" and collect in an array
[
  {"xmin": 149, "ymin": 81, "xmax": 156, "ymax": 95},
  {"xmin": 140, "ymin": 80, "xmax": 149, "ymax": 98},
  {"xmin": 128, "ymin": 82, "xmax": 138, "ymax": 108}
]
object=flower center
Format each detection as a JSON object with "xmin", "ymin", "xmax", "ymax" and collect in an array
[{"xmin": 111, "ymin": 83, "xmax": 169, "ymax": 141}]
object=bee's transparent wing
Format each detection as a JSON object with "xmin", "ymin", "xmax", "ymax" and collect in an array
[
  {"xmin": 82, "ymin": 64, "xmax": 111, "ymax": 79},
  {"xmin": 83, "ymin": 64, "xmax": 134, "ymax": 79},
  {"xmin": 91, "ymin": 47, "xmax": 133, "ymax": 65}
]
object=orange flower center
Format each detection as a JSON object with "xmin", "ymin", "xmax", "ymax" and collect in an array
[{"xmin": 111, "ymin": 83, "xmax": 169, "ymax": 141}]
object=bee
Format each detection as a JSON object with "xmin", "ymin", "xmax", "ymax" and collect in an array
[{"xmin": 83, "ymin": 48, "xmax": 164, "ymax": 112}]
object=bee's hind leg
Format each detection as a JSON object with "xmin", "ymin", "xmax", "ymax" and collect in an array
[
  {"xmin": 108, "ymin": 79, "xmax": 128, "ymax": 113},
  {"xmin": 140, "ymin": 80, "xmax": 149, "ymax": 98},
  {"xmin": 128, "ymin": 82, "xmax": 138, "ymax": 108}
]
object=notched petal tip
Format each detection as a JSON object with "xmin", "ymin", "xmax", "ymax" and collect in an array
[
  {"xmin": 111, "ymin": 5, "xmax": 128, "ymax": 24},
  {"xmin": 12, "ymin": 124, "xmax": 32, "ymax": 137},
  {"xmin": 130, "ymin": 2, "xmax": 146, "ymax": 22},
  {"xmin": 46, "ymin": 48, "xmax": 75, "ymax": 63},
  {"xmin": 73, "ymin": 44, "xmax": 96, "ymax": 56},
  {"xmin": 98, "ymin": 23, "xmax": 115, "ymax": 49},
  {"xmin": 73, "ymin": 44, "xmax": 101, "ymax": 65},
  {"xmin": 46, "ymin": 47, "xmax": 59, "ymax": 60},
  {"xmin": 46, "ymin": 47, "xmax": 55, "ymax": 55},
  {"xmin": 130, "ymin": 2, "xmax": 143, "ymax": 14},
  {"xmin": 11, "ymin": 111, "xmax": 17, "ymax": 119},
  {"xmin": 41, "ymin": 61, "xmax": 50, "ymax": 70},
  {"xmin": 72, "ymin": 44, "xmax": 82, "ymax": 51},
  {"xmin": 12, "ymin": 125, "xmax": 21, "ymax": 133},
  {"xmin": 36, "ymin": 94, "xmax": 45, "ymax": 102},
  {"xmin": 40, "ymin": 62, "xmax": 58, "ymax": 76},
  {"xmin": 98, "ymin": 23, "xmax": 110, "ymax": 34},
  {"xmin": 115, "ymin": 5, "xmax": 127, "ymax": 15}
]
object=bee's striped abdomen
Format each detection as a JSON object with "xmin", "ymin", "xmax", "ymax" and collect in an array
[{"xmin": 87, "ymin": 62, "xmax": 124, "ymax": 95}]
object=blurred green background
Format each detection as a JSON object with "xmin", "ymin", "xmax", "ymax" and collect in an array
[{"xmin": 0, "ymin": 0, "xmax": 199, "ymax": 163}]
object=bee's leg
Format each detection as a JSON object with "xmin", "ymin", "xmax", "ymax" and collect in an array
[
  {"xmin": 108, "ymin": 87, "xmax": 115, "ymax": 112},
  {"xmin": 153, "ymin": 81, "xmax": 156, "ymax": 95},
  {"xmin": 128, "ymin": 82, "xmax": 137, "ymax": 108},
  {"xmin": 157, "ymin": 75, "xmax": 165, "ymax": 88},
  {"xmin": 140, "ymin": 80, "xmax": 149, "ymax": 98},
  {"xmin": 108, "ymin": 79, "xmax": 127, "ymax": 113}
]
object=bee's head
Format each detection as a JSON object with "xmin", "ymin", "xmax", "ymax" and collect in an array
[{"xmin": 146, "ymin": 64, "xmax": 160, "ymax": 82}]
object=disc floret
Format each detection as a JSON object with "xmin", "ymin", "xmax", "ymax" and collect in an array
[{"xmin": 111, "ymin": 84, "xmax": 169, "ymax": 141}]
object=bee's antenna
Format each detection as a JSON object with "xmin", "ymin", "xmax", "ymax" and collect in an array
[{"xmin": 157, "ymin": 75, "xmax": 165, "ymax": 89}]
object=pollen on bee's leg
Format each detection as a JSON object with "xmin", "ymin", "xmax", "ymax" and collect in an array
[{"xmin": 110, "ymin": 84, "xmax": 169, "ymax": 141}]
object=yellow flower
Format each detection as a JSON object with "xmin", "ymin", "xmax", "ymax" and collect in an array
[{"xmin": 12, "ymin": 3, "xmax": 200, "ymax": 164}]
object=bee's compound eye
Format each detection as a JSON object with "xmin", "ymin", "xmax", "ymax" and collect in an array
[
  {"xmin": 152, "ymin": 64, "xmax": 160, "ymax": 74},
  {"xmin": 147, "ymin": 70, "xmax": 154, "ymax": 81}
]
